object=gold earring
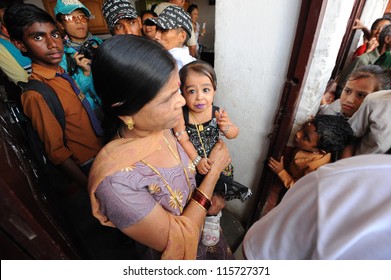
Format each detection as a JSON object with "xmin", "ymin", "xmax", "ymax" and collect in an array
[{"xmin": 125, "ymin": 118, "xmax": 134, "ymax": 131}]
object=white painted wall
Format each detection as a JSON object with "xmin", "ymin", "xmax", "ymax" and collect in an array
[{"xmin": 214, "ymin": 0, "xmax": 301, "ymax": 221}]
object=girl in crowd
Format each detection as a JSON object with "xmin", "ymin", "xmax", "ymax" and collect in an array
[
  {"xmin": 174, "ymin": 60, "xmax": 251, "ymax": 247},
  {"xmin": 89, "ymin": 35, "xmax": 234, "ymax": 260},
  {"xmin": 54, "ymin": 0, "xmax": 102, "ymax": 112},
  {"xmin": 187, "ymin": 4, "xmax": 205, "ymax": 58},
  {"xmin": 318, "ymin": 65, "xmax": 391, "ymax": 119}
]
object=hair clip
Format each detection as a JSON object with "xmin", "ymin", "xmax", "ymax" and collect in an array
[{"xmin": 111, "ymin": 101, "xmax": 125, "ymax": 107}]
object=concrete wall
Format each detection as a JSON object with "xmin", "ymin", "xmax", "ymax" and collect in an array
[{"xmin": 214, "ymin": 0, "xmax": 301, "ymax": 222}]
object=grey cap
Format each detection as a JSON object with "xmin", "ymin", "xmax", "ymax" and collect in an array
[
  {"xmin": 102, "ymin": 0, "xmax": 138, "ymax": 30},
  {"xmin": 145, "ymin": 5, "xmax": 192, "ymax": 37}
]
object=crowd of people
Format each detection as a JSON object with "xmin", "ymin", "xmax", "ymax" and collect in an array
[{"xmin": 0, "ymin": 0, "xmax": 390, "ymax": 260}]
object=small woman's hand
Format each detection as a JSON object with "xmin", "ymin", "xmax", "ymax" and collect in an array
[
  {"xmin": 197, "ymin": 158, "xmax": 211, "ymax": 175},
  {"xmin": 74, "ymin": 52, "xmax": 92, "ymax": 76},
  {"xmin": 208, "ymin": 140, "xmax": 231, "ymax": 173}
]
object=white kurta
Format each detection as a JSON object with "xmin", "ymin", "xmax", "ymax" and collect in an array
[{"xmin": 348, "ymin": 90, "xmax": 391, "ymax": 155}]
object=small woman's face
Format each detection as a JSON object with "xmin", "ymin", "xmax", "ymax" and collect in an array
[
  {"xmin": 132, "ymin": 70, "xmax": 186, "ymax": 133},
  {"xmin": 182, "ymin": 71, "xmax": 215, "ymax": 113},
  {"xmin": 190, "ymin": 8, "xmax": 199, "ymax": 22},
  {"xmin": 340, "ymin": 76, "xmax": 377, "ymax": 117},
  {"xmin": 58, "ymin": 9, "xmax": 89, "ymax": 42}
]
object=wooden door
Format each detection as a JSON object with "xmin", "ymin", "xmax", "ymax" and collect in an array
[{"xmin": 42, "ymin": 0, "xmax": 109, "ymax": 34}]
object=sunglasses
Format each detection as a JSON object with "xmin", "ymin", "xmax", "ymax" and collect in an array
[{"xmin": 63, "ymin": 14, "xmax": 89, "ymax": 23}]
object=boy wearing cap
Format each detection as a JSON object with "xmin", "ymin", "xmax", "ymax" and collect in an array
[
  {"xmin": 54, "ymin": 0, "xmax": 102, "ymax": 112},
  {"xmin": 146, "ymin": 5, "xmax": 195, "ymax": 70},
  {"xmin": 154, "ymin": 0, "xmax": 197, "ymax": 57},
  {"xmin": 102, "ymin": 0, "xmax": 142, "ymax": 36}
]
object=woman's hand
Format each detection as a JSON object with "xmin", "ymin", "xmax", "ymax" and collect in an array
[
  {"xmin": 208, "ymin": 195, "xmax": 225, "ymax": 215},
  {"xmin": 208, "ymin": 140, "xmax": 231, "ymax": 174},
  {"xmin": 74, "ymin": 52, "xmax": 92, "ymax": 76}
]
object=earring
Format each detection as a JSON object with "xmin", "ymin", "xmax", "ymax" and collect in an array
[{"xmin": 125, "ymin": 117, "xmax": 134, "ymax": 131}]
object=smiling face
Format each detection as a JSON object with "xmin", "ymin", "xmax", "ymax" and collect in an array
[
  {"xmin": 141, "ymin": 12, "xmax": 156, "ymax": 39},
  {"xmin": 57, "ymin": 9, "xmax": 89, "ymax": 43},
  {"xmin": 182, "ymin": 70, "xmax": 215, "ymax": 114},
  {"xmin": 130, "ymin": 70, "xmax": 186, "ymax": 134},
  {"xmin": 340, "ymin": 76, "xmax": 377, "ymax": 117},
  {"xmin": 190, "ymin": 8, "xmax": 199, "ymax": 23},
  {"xmin": 13, "ymin": 21, "xmax": 63, "ymax": 70}
]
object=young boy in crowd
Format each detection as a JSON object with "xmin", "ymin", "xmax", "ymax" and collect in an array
[
  {"xmin": 145, "ymin": 5, "xmax": 195, "ymax": 70},
  {"xmin": 102, "ymin": 0, "xmax": 142, "ymax": 36},
  {"xmin": 344, "ymin": 90, "xmax": 391, "ymax": 156},
  {"xmin": 318, "ymin": 65, "xmax": 391, "ymax": 119},
  {"xmin": 268, "ymin": 115, "xmax": 353, "ymax": 189},
  {"xmin": 4, "ymin": 3, "xmax": 102, "ymax": 188}
]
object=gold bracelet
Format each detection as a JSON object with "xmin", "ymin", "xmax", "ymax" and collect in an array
[{"xmin": 190, "ymin": 198, "xmax": 207, "ymax": 212}]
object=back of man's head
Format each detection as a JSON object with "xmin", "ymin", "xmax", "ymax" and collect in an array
[{"xmin": 4, "ymin": 3, "xmax": 55, "ymax": 41}]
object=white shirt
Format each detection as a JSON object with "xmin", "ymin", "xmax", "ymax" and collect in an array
[
  {"xmin": 243, "ymin": 154, "xmax": 391, "ymax": 259},
  {"xmin": 348, "ymin": 90, "xmax": 391, "ymax": 155},
  {"xmin": 317, "ymin": 99, "xmax": 347, "ymax": 118},
  {"xmin": 169, "ymin": 46, "xmax": 196, "ymax": 71}
]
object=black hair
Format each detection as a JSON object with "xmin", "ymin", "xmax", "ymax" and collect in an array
[
  {"xmin": 378, "ymin": 23, "xmax": 391, "ymax": 49},
  {"xmin": 348, "ymin": 64, "xmax": 391, "ymax": 91},
  {"xmin": 150, "ymin": 4, "xmax": 158, "ymax": 13},
  {"xmin": 4, "ymin": 3, "xmax": 55, "ymax": 41},
  {"xmin": 370, "ymin": 17, "xmax": 391, "ymax": 31},
  {"xmin": 92, "ymin": 35, "xmax": 176, "ymax": 142},
  {"xmin": 312, "ymin": 115, "xmax": 353, "ymax": 152},
  {"xmin": 140, "ymin": 10, "xmax": 157, "ymax": 21},
  {"xmin": 187, "ymin": 4, "xmax": 198, "ymax": 15},
  {"xmin": 179, "ymin": 60, "xmax": 217, "ymax": 93}
]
